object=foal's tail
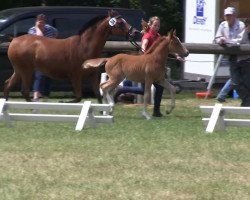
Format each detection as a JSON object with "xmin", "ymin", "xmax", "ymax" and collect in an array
[{"xmin": 82, "ymin": 58, "xmax": 108, "ymax": 73}]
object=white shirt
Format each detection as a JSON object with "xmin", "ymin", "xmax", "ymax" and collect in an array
[{"xmin": 215, "ymin": 19, "xmax": 245, "ymax": 44}]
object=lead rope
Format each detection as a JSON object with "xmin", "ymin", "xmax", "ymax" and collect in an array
[{"xmin": 129, "ymin": 39, "xmax": 144, "ymax": 52}]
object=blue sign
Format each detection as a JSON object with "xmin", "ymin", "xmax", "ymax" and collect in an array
[{"xmin": 193, "ymin": 0, "xmax": 207, "ymax": 25}]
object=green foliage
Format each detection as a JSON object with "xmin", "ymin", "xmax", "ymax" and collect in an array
[{"xmin": 151, "ymin": 0, "xmax": 183, "ymax": 38}]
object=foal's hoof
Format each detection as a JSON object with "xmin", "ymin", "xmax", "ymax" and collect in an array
[
  {"xmin": 166, "ymin": 107, "xmax": 174, "ymax": 115},
  {"xmin": 142, "ymin": 111, "xmax": 151, "ymax": 120}
]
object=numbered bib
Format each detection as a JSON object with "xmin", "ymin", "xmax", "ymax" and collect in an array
[{"xmin": 109, "ymin": 18, "xmax": 117, "ymax": 27}]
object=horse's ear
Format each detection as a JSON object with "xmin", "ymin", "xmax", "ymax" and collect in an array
[{"xmin": 108, "ymin": 9, "xmax": 119, "ymax": 18}]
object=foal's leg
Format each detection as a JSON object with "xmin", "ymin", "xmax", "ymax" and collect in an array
[
  {"xmin": 4, "ymin": 72, "xmax": 21, "ymax": 101},
  {"xmin": 142, "ymin": 81, "xmax": 152, "ymax": 120},
  {"xmin": 161, "ymin": 79, "xmax": 176, "ymax": 114},
  {"xmin": 101, "ymin": 78, "xmax": 121, "ymax": 114}
]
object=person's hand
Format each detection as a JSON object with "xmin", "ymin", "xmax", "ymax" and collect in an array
[{"xmin": 218, "ymin": 37, "xmax": 226, "ymax": 45}]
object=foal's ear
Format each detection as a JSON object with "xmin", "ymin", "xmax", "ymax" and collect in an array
[{"xmin": 168, "ymin": 29, "xmax": 174, "ymax": 39}]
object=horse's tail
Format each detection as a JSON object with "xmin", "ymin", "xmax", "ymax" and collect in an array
[{"xmin": 82, "ymin": 58, "xmax": 108, "ymax": 72}]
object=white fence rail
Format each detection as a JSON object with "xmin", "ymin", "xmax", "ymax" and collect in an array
[
  {"xmin": 200, "ymin": 103, "xmax": 250, "ymax": 133},
  {"xmin": 0, "ymin": 99, "xmax": 113, "ymax": 131}
]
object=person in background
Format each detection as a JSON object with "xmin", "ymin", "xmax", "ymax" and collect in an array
[
  {"xmin": 214, "ymin": 7, "xmax": 245, "ymax": 103},
  {"xmin": 28, "ymin": 14, "xmax": 58, "ymax": 101},
  {"xmin": 232, "ymin": 18, "xmax": 250, "ymax": 106}
]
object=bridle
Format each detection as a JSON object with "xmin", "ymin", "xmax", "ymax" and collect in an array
[{"xmin": 110, "ymin": 15, "xmax": 143, "ymax": 52}]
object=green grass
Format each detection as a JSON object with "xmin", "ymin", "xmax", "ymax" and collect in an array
[{"xmin": 0, "ymin": 93, "xmax": 250, "ymax": 200}]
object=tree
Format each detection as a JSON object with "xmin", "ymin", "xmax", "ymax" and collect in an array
[{"xmin": 140, "ymin": 0, "xmax": 151, "ymax": 17}]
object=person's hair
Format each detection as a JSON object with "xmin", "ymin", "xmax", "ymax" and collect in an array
[
  {"xmin": 36, "ymin": 14, "xmax": 47, "ymax": 22},
  {"xmin": 148, "ymin": 16, "xmax": 160, "ymax": 26},
  {"xmin": 141, "ymin": 16, "xmax": 160, "ymax": 34}
]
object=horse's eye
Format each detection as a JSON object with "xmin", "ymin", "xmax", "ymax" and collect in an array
[{"xmin": 117, "ymin": 21, "xmax": 124, "ymax": 26}]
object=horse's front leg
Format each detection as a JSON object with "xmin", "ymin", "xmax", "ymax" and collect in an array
[
  {"xmin": 161, "ymin": 79, "xmax": 176, "ymax": 114},
  {"xmin": 92, "ymin": 72, "xmax": 103, "ymax": 103},
  {"xmin": 64, "ymin": 75, "xmax": 82, "ymax": 103}
]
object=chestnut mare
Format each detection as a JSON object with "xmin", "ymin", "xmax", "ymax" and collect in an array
[
  {"xmin": 4, "ymin": 10, "xmax": 139, "ymax": 103},
  {"xmin": 83, "ymin": 30, "xmax": 189, "ymax": 119}
]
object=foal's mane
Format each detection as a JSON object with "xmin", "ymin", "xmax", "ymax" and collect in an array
[
  {"xmin": 78, "ymin": 15, "xmax": 107, "ymax": 35},
  {"xmin": 144, "ymin": 36, "xmax": 165, "ymax": 54}
]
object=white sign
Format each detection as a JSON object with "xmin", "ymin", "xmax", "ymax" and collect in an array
[{"xmin": 184, "ymin": 0, "xmax": 225, "ymax": 80}]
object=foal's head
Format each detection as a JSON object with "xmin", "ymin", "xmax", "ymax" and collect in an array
[
  {"xmin": 107, "ymin": 10, "xmax": 140, "ymax": 40},
  {"xmin": 167, "ymin": 30, "xmax": 189, "ymax": 58}
]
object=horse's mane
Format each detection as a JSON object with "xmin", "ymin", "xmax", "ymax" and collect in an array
[
  {"xmin": 78, "ymin": 10, "xmax": 121, "ymax": 35},
  {"xmin": 78, "ymin": 15, "xmax": 107, "ymax": 35},
  {"xmin": 144, "ymin": 36, "xmax": 165, "ymax": 54}
]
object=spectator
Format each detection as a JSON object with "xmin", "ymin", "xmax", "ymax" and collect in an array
[
  {"xmin": 28, "ymin": 14, "xmax": 58, "ymax": 101},
  {"xmin": 232, "ymin": 18, "xmax": 250, "ymax": 106},
  {"xmin": 214, "ymin": 7, "xmax": 245, "ymax": 103}
]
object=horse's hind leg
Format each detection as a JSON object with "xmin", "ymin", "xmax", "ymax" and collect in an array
[
  {"xmin": 21, "ymin": 71, "xmax": 34, "ymax": 102},
  {"xmin": 4, "ymin": 72, "xmax": 21, "ymax": 100}
]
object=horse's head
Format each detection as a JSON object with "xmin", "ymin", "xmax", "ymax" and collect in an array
[
  {"xmin": 108, "ymin": 10, "xmax": 141, "ymax": 41},
  {"xmin": 167, "ymin": 29, "xmax": 189, "ymax": 58}
]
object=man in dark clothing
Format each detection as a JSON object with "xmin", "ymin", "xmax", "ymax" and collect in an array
[{"xmin": 233, "ymin": 18, "xmax": 250, "ymax": 106}]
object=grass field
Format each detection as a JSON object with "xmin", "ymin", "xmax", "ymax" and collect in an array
[{"xmin": 0, "ymin": 92, "xmax": 250, "ymax": 199}]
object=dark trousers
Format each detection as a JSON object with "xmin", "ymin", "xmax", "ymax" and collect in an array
[
  {"xmin": 153, "ymin": 83, "xmax": 164, "ymax": 113},
  {"xmin": 114, "ymin": 80, "xmax": 164, "ymax": 112},
  {"xmin": 33, "ymin": 70, "xmax": 51, "ymax": 97},
  {"xmin": 230, "ymin": 57, "xmax": 250, "ymax": 106}
]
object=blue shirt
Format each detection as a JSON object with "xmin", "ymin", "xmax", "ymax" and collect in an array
[{"xmin": 28, "ymin": 24, "xmax": 58, "ymax": 38}]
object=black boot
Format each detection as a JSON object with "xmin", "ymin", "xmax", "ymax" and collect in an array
[
  {"xmin": 152, "ymin": 108, "xmax": 162, "ymax": 117},
  {"xmin": 241, "ymin": 95, "xmax": 250, "ymax": 107}
]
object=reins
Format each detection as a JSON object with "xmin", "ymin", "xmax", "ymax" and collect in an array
[{"xmin": 129, "ymin": 39, "xmax": 144, "ymax": 52}]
